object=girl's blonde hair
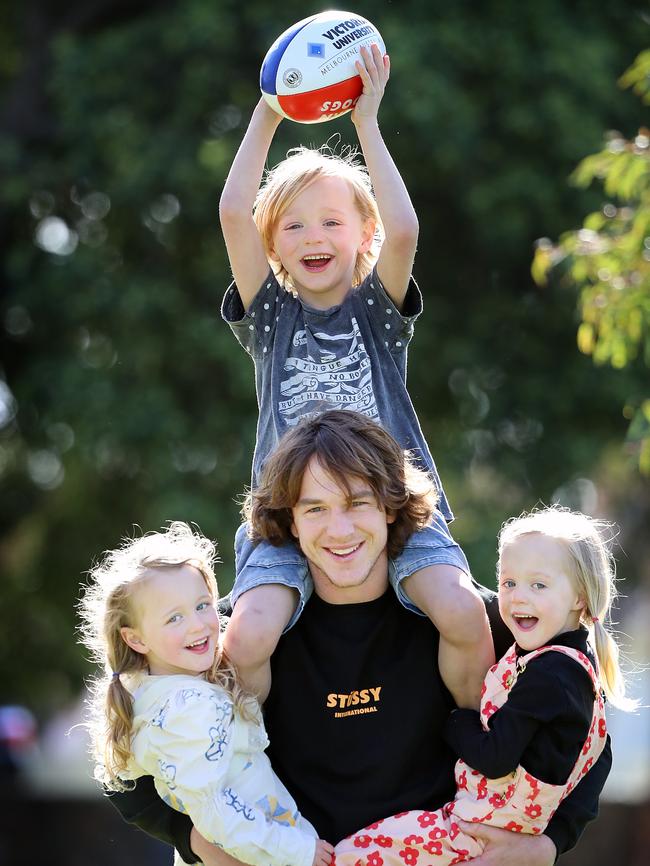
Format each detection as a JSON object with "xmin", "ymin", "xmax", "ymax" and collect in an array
[
  {"xmin": 78, "ymin": 521, "xmax": 253, "ymax": 789},
  {"xmin": 498, "ymin": 505, "xmax": 637, "ymax": 711},
  {"xmin": 253, "ymin": 144, "xmax": 383, "ymax": 292}
]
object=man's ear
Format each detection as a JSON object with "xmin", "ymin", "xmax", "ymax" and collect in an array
[
  {"xmin": 385, "ymin": 510, "xmax": 396, "ymax": 525},
  {"xmin": 290, "ymin": 520, "xmax": 299, "ymax": 539},
  {"xmin": 120, "ymin": 626, "xmax": 149, "ymax": 656}
]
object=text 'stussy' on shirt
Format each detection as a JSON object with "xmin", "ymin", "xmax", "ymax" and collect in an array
[{"xmin": 264, "ymin": 589, "xmax": 455, "ymax": 844}]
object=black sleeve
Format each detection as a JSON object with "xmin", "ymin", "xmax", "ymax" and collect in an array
[
  {"xmin": 543, "ymin": 735, "xmax": 612, "ymax": 857},
  {"xmin": 106, "ymin": 778, "xmax": 197, "ymax": 864}
]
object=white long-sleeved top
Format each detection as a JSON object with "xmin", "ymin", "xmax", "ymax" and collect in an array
[{"xmin": 121, "ymin": 674, "xmax": 316, "ymax": 866}]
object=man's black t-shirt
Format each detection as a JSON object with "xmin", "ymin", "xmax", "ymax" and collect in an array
[{"xmin": 264, "ymin": 586, "xmax": 509, "ymax": 843}]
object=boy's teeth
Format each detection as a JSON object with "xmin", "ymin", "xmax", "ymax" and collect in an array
[{"xmin": 331, "ymin": 545, "xmax": 359, "ymax": 556}]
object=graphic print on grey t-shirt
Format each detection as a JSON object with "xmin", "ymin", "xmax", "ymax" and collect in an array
[{"xmin": 279, "ymin": 316, "xmax": 379, "ymax": 425}]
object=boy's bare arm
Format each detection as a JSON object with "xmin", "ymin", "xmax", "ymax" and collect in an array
[
  {"xmin": 352, "ymin": 45, "xmax": 418, "ymax": 310},
  {"xmin": 219, "ymin": 98, "xmax": 283, "ymax": 310}
]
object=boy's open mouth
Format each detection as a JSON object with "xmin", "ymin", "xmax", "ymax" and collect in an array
[{"xmin": 301, "ymin": 254, "xmax": 332, "ymax": 271}]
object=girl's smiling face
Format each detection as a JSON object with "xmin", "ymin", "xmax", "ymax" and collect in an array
[
  {"xmin": 120, "ymin": 564, "xmax": 220, "ymax": 676},
  {"xmin": 498, "ymin": 533, "xmax": 584, "ymax": 651}
]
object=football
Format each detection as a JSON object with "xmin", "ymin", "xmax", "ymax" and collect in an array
[{"xmin": 260, "ymin": 11, "xmax": 385, "ymax": 124}]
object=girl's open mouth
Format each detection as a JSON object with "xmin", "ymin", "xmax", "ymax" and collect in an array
[{"xmin": 513, "ymin": 614, "xmax": 539, "ymax": 631}]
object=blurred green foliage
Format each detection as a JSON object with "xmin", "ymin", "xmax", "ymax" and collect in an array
[
  {"xmin": 0, "ymin": 0, "xmax": 648, "ymax": 717},
  {"xmin": 533, "ymin": 50, "xmax": 650, "ymax": 472}
]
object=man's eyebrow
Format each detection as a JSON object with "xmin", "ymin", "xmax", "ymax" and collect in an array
[
  {"xmin": 347, "ymin": 488, "xmax": 376, "ymax": 499},
  {"xmin": 295, "ymin": 489, "xmax": 376, "ymax": 506}
]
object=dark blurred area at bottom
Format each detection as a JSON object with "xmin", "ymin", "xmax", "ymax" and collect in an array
[{"xmin": 0, "ymin": 793, "xmax": 649, "ymax": 866}]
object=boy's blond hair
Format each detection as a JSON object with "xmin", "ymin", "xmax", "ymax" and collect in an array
[{"xmin": 253, "ymin": 145, "xmax": 383, "ymax": 292}]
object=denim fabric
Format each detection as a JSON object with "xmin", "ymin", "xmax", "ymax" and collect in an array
[
  {"xmin": 389, "ymin": 510, "xmax": 470, "ymax": 615},
  {"xmin": 232, "ymin": 522, "xmax": 313, "ymax": 630}
]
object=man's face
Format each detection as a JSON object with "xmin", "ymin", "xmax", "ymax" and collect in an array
[{"xmin": 290, "ymin": 456, "xmax": 394, "ymax": 603}]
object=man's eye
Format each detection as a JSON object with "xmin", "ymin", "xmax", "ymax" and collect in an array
[{"xmin": 351, "ymin": 499, "xmax": 370, "ymax": 507}]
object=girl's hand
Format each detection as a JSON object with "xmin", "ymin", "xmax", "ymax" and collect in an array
[
  {"xmin": 313, "ymin": 838, "xmax": 335, "ymax": 866},
  {"xmin": 352, "ymin": 43, "xmax": 390, "ymax": 124}
]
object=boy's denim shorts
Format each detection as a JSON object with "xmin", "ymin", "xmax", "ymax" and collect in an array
[{"xmin": 232, "ymin": 510, "xmax": 470, "ymax": 630}]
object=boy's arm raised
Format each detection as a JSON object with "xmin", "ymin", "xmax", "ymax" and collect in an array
[
  {"xmin": 219, "ymin": 99, "xmax": 283, "ymax": 310},
  {"xmin": 352, "ymin": 45, "xmax": 418, "ymax": 310}
]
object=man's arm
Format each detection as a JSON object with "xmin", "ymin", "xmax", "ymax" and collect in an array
[
  {"xmin": 108, "ymin": 780, "xmax": 249, "ymax": 866},
  {"xmin": 107, "ymin": 778, "xmax": 196, "ymax": 864},
  {"xmin": 352, "ymin": 45, "xmax": 418, "ymax": 309},
  {"xmin": 457, "ymin": 821, "xmax": 557, "ymax": 866}
]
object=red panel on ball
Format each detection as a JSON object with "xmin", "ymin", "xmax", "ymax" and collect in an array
[{"xmin": 277, "ymin": 76, "xmax": 363, "ymax": 122}]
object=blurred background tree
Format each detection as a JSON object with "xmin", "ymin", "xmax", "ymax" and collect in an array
[
  {"xmin": 0, "ymin": 0, "xmax": 648, "ymax": 725},
  {"xmin": 533, "ymin": 49, "xmax": 650, "ymax": 473}
]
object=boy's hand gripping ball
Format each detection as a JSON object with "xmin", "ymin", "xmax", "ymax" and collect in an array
[{"xmin": 260, "ymin": 11, "xmax": 385, "ymax": 124}]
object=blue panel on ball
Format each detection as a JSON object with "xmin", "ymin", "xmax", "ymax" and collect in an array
[{"xmin": 260, "ymin": 15, "xmax": 317, "ymax": 95}]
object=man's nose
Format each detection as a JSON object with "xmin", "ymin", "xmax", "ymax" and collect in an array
[{"xmin": 326, "ymin": 509, "xmax": 355, "ymax": 538}]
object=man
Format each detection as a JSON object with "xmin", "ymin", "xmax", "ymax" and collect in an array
[{"xmin": 110, "ymin": 410, "xmax": 610, "ymax": 866}]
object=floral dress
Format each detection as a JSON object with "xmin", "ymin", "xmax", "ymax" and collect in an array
[{"xmin": 334, "ymin": 643, "xmax": 607, "ymax": 866}]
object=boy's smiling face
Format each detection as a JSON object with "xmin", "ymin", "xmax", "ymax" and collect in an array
[{"xmin": 270, "ymin": 175, "xmax": 375, "ymax": 309}]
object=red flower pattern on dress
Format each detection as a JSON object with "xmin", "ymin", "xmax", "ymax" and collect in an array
[
  {"xmin": 481, "ymin": 701, "xmax": 498, "ymax": 719},
  {"xmin": 582, "ymin": 736, "xmax": 592, "ymax": 755},
  {"xmin": 394, "ymin": 813, "xmax": 410, "ymax": 819},
  {"xmin": 581, "ymin": 757, "xmax": 594, "ymax": 775},
  {"xmin": 476, "ymin": 777, "xmax": 488, "ymax": 800},
  {"xmin": 449, "ymin": 823, "xmax": 460, "ymax": 841},
  {"xmin": 480, "ymin": 682, "xmax": 487, "ymax": 698},
  {"xmin": 525, "ymin": 803, "xmax": 543, "ymax": 819},
  {"xmin": 450, "ymin": 851, "xmax": 470, "ymax": 864},
  {"xmin": 398, "ymin": 847, "xmax": 419, "ymax": 866},
  {"xmin": 375, "ymin": 836, "xmax": 393, "ymax": 848},
  {"xmin": 404, "ymin": 835, "xmax": 424, "ymax": 847},
  {"xmin": 367, "ymin": 853, "xmax": 384, "ymax": 866},
  {"xmin": 417, "ymin": 811, "xmax": 438, "ymax": 828},
  {"xmin": 423, "ymin": 840, "xmax": 442, "ymax": 856},
  {"xmin": 504, "ymin": 821, "xmax": 523, "ymax": 832},
  {"xmin": 428, "ymin": 827, "xmax": 448, "ymax": 840},
  {"xmin": 598, "ymin": 718, "xmax": 607, "ymax": 737},
  {"xmin": 456, "ymin": 770, "xmax": 467, "ymax": 790},
  {"xmin": 489, "ymin": 792, "xmax": 505, "ymax": 808},
  {"xmin": 364, "ymin": 821, "xmax": 381, "ymax": 831},
  {"xmin": 501, "ymin": 669, "xmax": 514, "ymax": 688},
  {"xmin": 354, "ymin": 835, "xmax": 372, "ymax": 849}
]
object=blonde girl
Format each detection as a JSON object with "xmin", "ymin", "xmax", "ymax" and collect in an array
[
  {"xmin": 79, "ymin": 521, "xmax": 332, "ymax": 866},
  {"xmin": 335, "ymin": 505, "xmax": 635, "ymax": 866}
]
